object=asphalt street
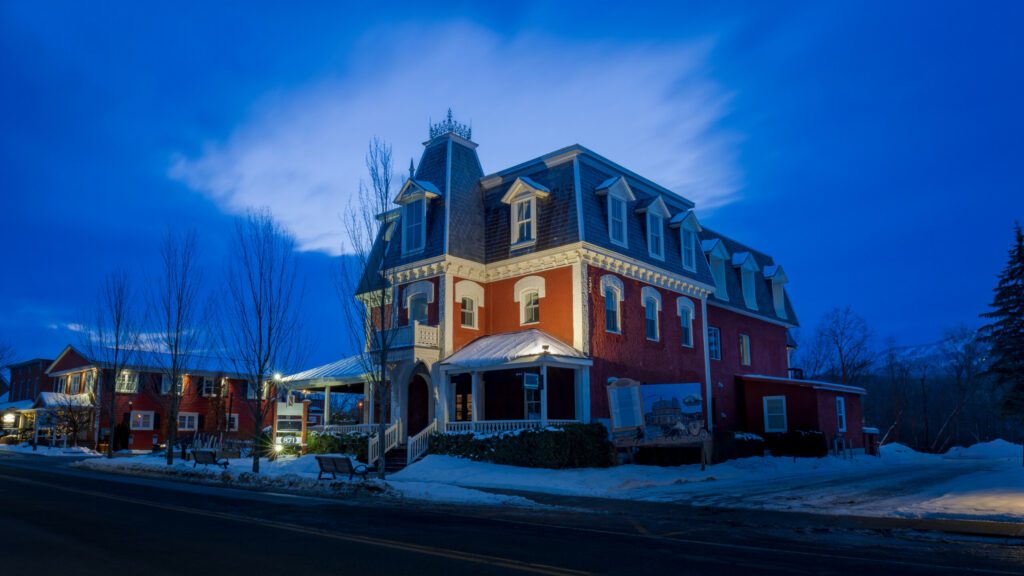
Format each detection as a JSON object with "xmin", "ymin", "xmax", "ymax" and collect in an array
[{"xmin": 0, "ymin": 453, "xmax": 1021, "ymax": 575}]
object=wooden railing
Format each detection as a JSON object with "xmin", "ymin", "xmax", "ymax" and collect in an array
[
  {"xmin": 406, "ymin": 419, "xmax": 437, "ymax": 465},
  {"xmin": 308, "ymin": 424, "xmax": 377, "ymax": 436},
  {"xmin": 369, "ymin": 322, "xmax": 439, "ymax": 351},
  {"xmin": 445, "ymin": 419, "xmax": 580, "ymax": 434},
  {"xmin": 367, "ymin": 419, "xmax": 401, "ymax": 466}
]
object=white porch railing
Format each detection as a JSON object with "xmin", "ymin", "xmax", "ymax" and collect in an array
[
  {"xmin": 367, "ymin": 420, "xmax": 401, "ymax": 466},
  {"xmin": 309, "ymin": 424, "xmax": 377, "ymax": 436},
  {"xmin": 407, "ymin": 419, "xmax": 437, "ymax": 465},
  {"xmin": 369, "ymin": 322, "xmax": 439, "ymax": 351},
  {"xmin": 445, "ymin": 419, "xmax": 580, "ymax": 434}
]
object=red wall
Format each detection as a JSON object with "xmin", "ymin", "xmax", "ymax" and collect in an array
[
  {"xmin": 8, "ymin": 359, "xmax": 55, "ymax": 402},
  {"xmin": 486, "ymin": 267, "xmax": 575, "ymax": 347},
  {"xmin": 706, "ymin": 305, "xmax": 790, "ymax": 432},
  {"xmin": 740, "ymin": 378, "xmax": 865, "ymax": 449},
  {"xmin": 452, "ymin": 275, "xmax": 483, "ymax": 351},
  {"xmin": 587, "ymin": 269, "xmax": 707, "ymax": 420},
  {"xmin": 815, "ymin": 390, "xmax": 865, "ymax": 448}
]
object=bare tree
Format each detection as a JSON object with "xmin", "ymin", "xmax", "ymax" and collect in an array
[
  {"xmin": 0, "ymin": 341, "xmax": 14, "ymax": 397},
  {"xmin": 805, "ymin": 306, "xmax": 874, "ymax": 385},
  {"xmin": 51, "ymin": 392, "xmax": 96, "ymax": 447},
  {"xmin": 145, "ymin": 229, "xmax": 206, "ymax": 465},
  {"xmin": 930, "ymin": 326, "xmax": 985, "ymax": 452},
  {"xmin": 220, "ymin": 208, "xmax": 304, "ymax": 474},
  {"xmin": 82, "ymin": 270, "xmax": 140, "ymax": 458},
  {"xmin": 336, "ymin": 137, "xmax": 401, "ymax": 479}
]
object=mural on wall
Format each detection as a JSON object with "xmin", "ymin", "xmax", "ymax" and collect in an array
[{"xmin": 607, "ymin": 379, "xmax": 709, "ymax": 447}]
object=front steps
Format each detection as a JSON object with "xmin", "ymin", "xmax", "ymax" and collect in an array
[{"xmin": 384, "ymin": 446, "xmax": 409, "ymax": 474}]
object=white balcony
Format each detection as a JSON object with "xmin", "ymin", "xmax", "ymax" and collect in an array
[{"xmin": 368, "ymin": 322, "xmax": 439, "ymax": 351}]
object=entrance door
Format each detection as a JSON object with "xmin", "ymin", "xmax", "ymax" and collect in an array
[{"xmin": 407, "ymin": 375, "xmax": 429, "ymax": 437}]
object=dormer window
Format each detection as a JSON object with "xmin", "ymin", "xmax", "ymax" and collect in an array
[
  {"xmin": 670, "ymin": 210, "xmax": 702, "ymax": 273},
  {"xmin": 639, "ymin": 196, "xmax": 670, "ymax": 260},
  {"xmin": 501, "ymin": 177, "xmax": 549, "ymax": 249},
  {"xmin": 764, "ymin": 265, "xmax": 789, "ymax": 320},
  {"xmin": 394, "ymin": 178, "xmax": 440, "ymax": 256},
  {"xmin": 401, "ymin": 198, "xmax": 425, "ymax": 255},
  {"xmin": 703, "ymin": 238, "xmax": 730, "ymax": 302},
  {"xmin": 596, "ymin": 176, "xmax": 636, "ymax": 249},
  {"xmin": 732, "ymin": 252, "xmax": 760, "ymax": 311}
]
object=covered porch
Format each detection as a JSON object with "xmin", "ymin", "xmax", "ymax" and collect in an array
[
  {"xmin": 280, "ymin": 354, "xmax": 381, "ymax": 436},
  {"xmin": 438, "ymin": 329, "xmax": 592, "ymax": 435}
]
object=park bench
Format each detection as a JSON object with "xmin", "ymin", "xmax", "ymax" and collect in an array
[
  {"xmin": 192, "ymin": 449, "xmax": 229, "ymax": 469},
  {"xmin": 315, "ymin": 455, "xmax": 370, "ymax": 481}
]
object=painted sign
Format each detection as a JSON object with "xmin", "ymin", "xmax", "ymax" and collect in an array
[{"xmin": 607, "ymin": 379, "xmax": 708, "ymax": 447}]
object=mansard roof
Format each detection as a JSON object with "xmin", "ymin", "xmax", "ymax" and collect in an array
[{"xmin": 699, "ymin": 228, "xmax": 798, "ymax": 326}]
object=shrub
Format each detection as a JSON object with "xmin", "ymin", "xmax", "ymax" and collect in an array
[
  {"xmin": 1, "ymin": 436, "xmax": 19, "ymax": 445},
  {"xmin": 307, "ymin": 432, "xmax": 369, "ymax": 463},
  {"xmin": 429, "ymin": 423, "xmax": 615, "ymax": 469},
  {"xmin": 763, "ymin": 429, "xmax": 827, "ymax": 458},
  {"xmin": 712, "ymin": 429, "xmax": 765, "ymax": 462}
]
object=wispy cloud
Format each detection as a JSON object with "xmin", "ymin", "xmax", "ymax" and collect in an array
[{"xmin": 170, "ymin": 22, "xmax": 742, "ymax": 254}]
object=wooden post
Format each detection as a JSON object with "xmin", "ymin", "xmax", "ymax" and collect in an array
[
  {"xmin": 323, "ymin": 384, "xmax": 331, "ymax": 427},
  {"xmin": 540, "ymin": 365, "xmax": 549, "ymax": 426},
  {"xmin": 471, "ymin": 372, "xmax": 482, "ymax": 431}
]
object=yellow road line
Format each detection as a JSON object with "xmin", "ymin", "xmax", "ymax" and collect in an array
[{"xmin": 0, "ymin": 472, "xmax": 589, "ymax": 576}]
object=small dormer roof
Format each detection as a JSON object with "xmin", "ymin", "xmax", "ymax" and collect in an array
[
  {"xmin": 669, "ymin": 209, "xmax": 702, "ymax": 231},
  {"xmin": 394, "ymin": 178, "xmax": 441, "ymax": 205},
  {"xmin": 636, "ymin": 195, "xmax": 671, "ymax": 218},
  {"xmin": 702, "ymin": 238, "xmax": 730, "ymax": 260},
  {"xmin": 732, "ymin": 251, "xmax": 760, "ymax": 272},
  {"xmin": 594, "ymin": 175, "xmax": 636, "ymax": 201},
  {"xmin": 500, "ymin": 176, "xmax": 551, "ymax": 204},
  {"xmin": 763, "ymin": 264, "xmax": 789, "ymax": 284}
]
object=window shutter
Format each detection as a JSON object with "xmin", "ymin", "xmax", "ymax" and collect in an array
[
  {"xmin": 122, "ymin": 412, "xmax": 130, "ymax": 425},
  {"xmin": 198, "ymin": 414, "xmax": 205, "ymax": 432},
  {"xmin": 153, "ymin": 413, "xmax": 161, "ymax": 431}
]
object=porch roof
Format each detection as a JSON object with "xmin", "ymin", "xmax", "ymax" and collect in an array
[
  {"xmin": 0, "ymin": 399, "xmax": 33, "ymax": 412},
  {"xmin": 441, "ymin": 329, "xmax": 591, "ymax": 372},
  {"xmin": 738, "ymin": 374, "xmax": 867, "ymax": 395},
  {"xmin": 34, "ymin": 392, "xmax": 93, "ymax": 409},
  {"xmin": 280, "ymin": 354, "xmax": 376, "ymax": 390}
]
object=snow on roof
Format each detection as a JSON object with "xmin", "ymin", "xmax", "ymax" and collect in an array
[
  {"xmin": 35, "ymin": 392, "xmax": 93, "ymax": 408},
  {"xmin": 0, "ymin": 399, "xmax": 33, "ymax": 412},
  {"xmin": 517, "ymin": 176, "xmax": 550, "ymax": 193},
  {"xmin": 412, "ymin": 179, "xmax": 441, "ymax": 195},
  {"xmin": 739, "ymin": 374, "xmax": 867, "ymax": 395},
  {"xmin": 596, "ymin": 176, "xmax": 620, "ymax": 190},
  {"xmin": 281, "ymin": 354, "xmax": 376, "ymax": 387},
  {"xmin": 442, "ymin": 329, "xmax": 589, "ymax": 370}
]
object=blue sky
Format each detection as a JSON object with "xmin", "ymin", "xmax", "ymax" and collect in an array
[{"xmin": 2, "ymin": 1, "xmax": 1022, "ymax": 368}]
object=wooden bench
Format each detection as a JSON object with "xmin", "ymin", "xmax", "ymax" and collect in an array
[
  {"xmin": 192, "ymin": 449, "xmax": 229, "ymax": 469},
  {"xmin": 315, "ymin": 455, "xmax": 370, "ymax": 481}
]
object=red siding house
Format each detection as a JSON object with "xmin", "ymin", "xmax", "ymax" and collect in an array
[{"xmin": 282, "ymin": 114, "xmax": 870, "ymax": 465}]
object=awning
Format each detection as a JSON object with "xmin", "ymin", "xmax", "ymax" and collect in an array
[
  {"xmin": 738, "ymin": 374, "xmax": 867, "ymax": 395},
  {"xmin": 441, "ymin": 329, "xmax": 591, "ymax": 371},
  {"xmin": 280, "ymin": 354, "xmax": 377, "ymax": 390}
]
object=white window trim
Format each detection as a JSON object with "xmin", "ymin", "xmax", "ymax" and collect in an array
[
  {"xmin": 520, "ymin": 290, "xmax": 541, "ymax": 325},
  {"xmin": 772, "ymin": 281, "xmax": 788, "ymax": 320},
  {"xmin": 763, "ymin": 396, "xmax": 787, "ymax": 433},
  {"xmin": 642, "ymin": 286, "xmax": 662, "ymax": 342},
  {"xmin": 608, "ymin": 194, "xmax": 629, "ymax": 248},
  {"xmin": 400, "ymin": 197, "xmax": 426, "ymax": 256},
  {"xmin": 115, "ymin": 371, "xmax": 139, "ymax": 394},
  {"xmin": 200, "ymin": 377, "xmax": 218, "ymax": 398},
  {"xmin": 511, "ymin": 196, "xmax": 537, "ymax": 247},
  {"xmin": 460, "ymin": 297, "xmax": 478, "ymax": 329},
  {"xmin": 708, "ymin": 326, "xmax": 721, "ymax": 361},
  {"xmin": 681, "ymin": 226, "xmax": 697, "ymax": 272},
  {"xmin": 513, "ymin": 275, "xmax": 546, "ymax": 325},
  {"xmin": 130, "ymin": 410, "xmax": 155, "ymax": 431},
  {"xmin": 455, "ymin": 280, "xmax": 484, "ymax": 330},
  {"xmin": 600, "ymin": 275, "xmax": 625, "ymax": 334},
  {"xmin": 676, "ymin": 297, "xmax": 695, "ymax": 348},
  {"xmin": 836, "ymin": 397, "xmax": 847, "ymax": 433},
  {"xmin": 404, "ymin": 280, "xmax": 435, "ymax": 324},
  {"xmin": 647, "ymin": 212, "xmax": 664, "ymax": 260},
  {"xmin": 227, "ymin": 413, "xmax": 240, "ymax": 432},
  {"xmin": 739, "ymin": 333, "xmax": 751, "ymax": 366},
  {"xmin": 177, "ymin": 412, "xmax": 199, "ymax": 432}
]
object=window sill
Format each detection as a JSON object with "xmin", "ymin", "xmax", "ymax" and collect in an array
[
  {"xmin": 511, "ymin": 239, "xmax": 537, "ymax": 248},
  {"xmin": 521, "ymin": 321, "xmax": 541, "ymax": 327},
  {"xmin": 460, "ymin": 324, "xmax": 479, "ymax": 330}
]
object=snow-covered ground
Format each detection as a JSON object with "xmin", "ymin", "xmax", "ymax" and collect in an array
[
  {"xmin": 73, "ymin": 453, "xmax": 536, "ymax": 508},
  {"xmin": 391, "ymin": 440, "xmax": 1024, "ymax": 523},
  {"xmin": 0, "ymin": 443, "xmax": 101, "ymax": 457}
]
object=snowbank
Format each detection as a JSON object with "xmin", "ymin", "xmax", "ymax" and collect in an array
[
  {"xmin": 944, "ymin": 439, "xmax": 1021, "ymax": 460},
  {"xmin": 0, "ymin": 444, "xmax": 101, "ymax": 457}
]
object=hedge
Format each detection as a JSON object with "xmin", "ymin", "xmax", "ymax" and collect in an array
[
  {"xmin": 762, "ymin": 429, "xmax": 827, "ymax": 458},
  {"xmin": 307, "ymin": 432, "xmax": 370, "ymax": 463},
  {"xmin": 429, "ymin": 423, "xmax": 615, "ymax": 469}
]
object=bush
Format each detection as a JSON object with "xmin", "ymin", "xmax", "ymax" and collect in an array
[
  {"xmin": 763, "ymin": 429, "xmax": 827, "ymax": 458},
  {"xmin": 712, "ymin": 429, "xmax": 765, "ymax": 463},
  {"xmin": 307, "ymin": 432, "xmax": 369, "ymax": 463},
  {"xmin": 429, "ymin": 423, "xmax": 615, "ymax": 469},
  {"xmin": 1, "ymin": 436, "xmax": 19, "ymax": 445}
]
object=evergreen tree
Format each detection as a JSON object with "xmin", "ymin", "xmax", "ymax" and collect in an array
[{"xmin": 981, "ymin": 223, "xmax": 1024, "ymax": 421}]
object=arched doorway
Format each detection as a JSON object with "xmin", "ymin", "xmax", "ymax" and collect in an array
[{"xmin": 407, "ymin": 374, "xmax": 430, "ymax": 437}]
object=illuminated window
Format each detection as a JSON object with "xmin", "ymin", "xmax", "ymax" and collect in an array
[
  {"xmin": 739, "ymin": 333, "xmax": 751, "ymax": 366},
  {"xmin": 177, "ymin": 412, "xmax": 198, "ymax": 431},
  {"xmin": 130, "ymin": 410, "xmax": 154, "ymax": 431},
  {"xmin": 115, "ymin": 371, "xmax": 139, "ymax": 394}
]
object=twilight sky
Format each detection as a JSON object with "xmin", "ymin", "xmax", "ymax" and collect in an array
[{"xmin": 1, "ymin": 1, "xmax": 1022, "ymax": 368}]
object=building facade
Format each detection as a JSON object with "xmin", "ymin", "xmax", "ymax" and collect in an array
[{"xmin": 284, "ymin": 116, "xmax": 868, "ymax": 462}]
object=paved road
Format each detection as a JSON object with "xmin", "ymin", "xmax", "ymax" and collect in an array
[{"xmin": 0, "ymin": 453, "xmax": 1021, "ymax": 576}]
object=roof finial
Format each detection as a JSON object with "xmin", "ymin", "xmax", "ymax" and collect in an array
[
  {"xmin": 408, "ymin": 158, "xmax": 415, "ymax": 180},
  {"xmin": 429, "ymin": 108, "xmax": 472, "ymax": 140}
]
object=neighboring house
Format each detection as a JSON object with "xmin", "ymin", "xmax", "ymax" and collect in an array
[
  {"xmin": 1, "ymin": 358, "xmax": 56, "ymax": 438},
  {"xmin": 45, "ymin": 345, "xmax": 266, "ymax": 451},
  {"xmin": 284, "ymin": 115, "xmax": 868, "ymax": 463}
]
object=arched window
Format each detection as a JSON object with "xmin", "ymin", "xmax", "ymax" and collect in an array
[
  {"xmin": 641, "ymin": 286, "xmax": 662, "ymax": 341},
  {"xmin": 455, "ymin": 280, "xmax": 485, "ymax": 330},
  {"xmin": 513, "ymin": 276, "xmax": 546, "ymax": 325},
  {"xmin": 404, "ymin": 281, "xmax": 434, "ymax": 325},
  {"xmin": 600, "ymin": 275, "xmax": 625, "ymax": 334},
  {"xmin": 677, "ymin": 297, "xmax": 695, "ymax": 348}
]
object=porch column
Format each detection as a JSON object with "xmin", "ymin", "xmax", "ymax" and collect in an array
[
  {"xmin": 471, "ymin": 371, "xmax": 482, "ymax": 429},
  {"xmin": 323, "ymin": 385, "xmax": 331, "ymax": 427},
  {"xmin": 540, "ymin": 365, "xmax": 549, "ymax": 426},
  {"xmin": 581, "ymin": 367, "xmax": 591, "ymax": 423},
  {"xmin": 365, "ymin": 382, "xmax": 375, "ymax": 425}
]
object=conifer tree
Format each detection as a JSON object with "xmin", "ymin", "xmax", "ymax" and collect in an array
[{"xmin": 981, "ymin": 223, "xmax": 1024, "ymax": 427}]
